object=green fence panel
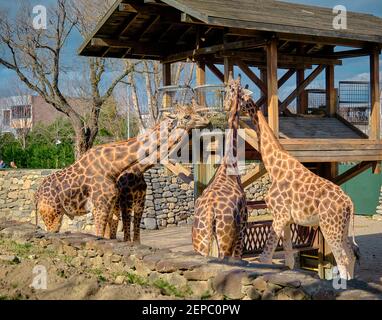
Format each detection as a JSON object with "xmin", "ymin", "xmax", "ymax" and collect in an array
[{"xmin": 339, "ymin": 164, "xmax": 382, "ymax": 216}]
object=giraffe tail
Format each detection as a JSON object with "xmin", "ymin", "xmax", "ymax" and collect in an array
[
  {"xmin": 349, "ymin": 203, "xmax": 360, "ymax": 262},
  {"xmin": 350, "ymin": 202, "xmax": 358, "ymax": 247}
]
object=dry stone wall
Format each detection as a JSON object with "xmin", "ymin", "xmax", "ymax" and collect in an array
[
  {"xmin": 0, "ymin": 166, "xmax": 271, "ymax": 232},
  {"xmin": 0, "ymin": 219, "xmax": 378, "ymax": 300}
]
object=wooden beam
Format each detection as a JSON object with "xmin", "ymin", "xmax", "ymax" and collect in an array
[
  {"xmin": 138, "ymin": 15, "xmax": 161, "ymax": 41},
  {"xmin": 267, "ymin": 38, "xmax": 279, "ymax": 136},
  {"xmin": 278, "ymin": 69, "xmax": 295, "ymax": 87},
  {"xmin": 196, "ymin": 61, "xmax": 206, "ymax": 105},
  {"xmin": 326, "ymin": 65, "xmax": 336, "ymax": 116},
  {"xmin": 162, "ymin": 161, "xmax": 193, "ymax": 184},
  {"xmin": 236, "ymin": 59, "xmax": 267, "ymax": 94},
  {"xmin": 326, "ymin": 48, "xmax": 371, "ymax": 59},
  {"xmin": 296, "ymin": 69, "xmax": 305, "ymax": 114},
  {"xmin": 118, "ymin": 13, "xmax": 139, "ymax": 37},
  {"xmin": 242, "ymin": 163, "xmax": 267, "ymax": 188},
  {"xmin": 238, "ymin": 125, "xmax": 259, "ymax": 151},
  {"xmin": 370, "ymin": 49, "xmax": 381, "ymax": 140},
  {"xmin": 224, "ymin": 57, "xmax": 233, "ymax": 83},
  {"xmin": 296, "ymin": 45, "xmax": 305, "ymax": 114},
  {"xmin": 332, "ymin": 161, "xmax": 374, "ymax": 185},
  {"xmin": 162, "ymin": 39, "xmax": 267, "ymax": 63},
  {"xmin": 221, "ymin": 51, "xmax": 342, "ymax": 66},
  {"xmin": 280, "ymin": 65, "xmax": 325, "ymax": 111},
  {"xmin": 162, "ymin": 62, "xmax": 172, "ymax": 110},
  {"xmin": 259, "ymin": 68, "xmax": 267, "ymax": 114},
  {"xmin": 91, "ymin": 38, "xmax": 164, "ymax": 56},
  {"xmin": 206, "ymin": 63, "xmax": 224, "ymax": 83}
]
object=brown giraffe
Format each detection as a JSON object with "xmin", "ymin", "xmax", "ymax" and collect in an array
[
  {"xmin": 35, "ymin": 106, "xmax": 210, "ymax": 239},
  {"xmin": 241, "ymin": 95, "xmax": 358, "ymax": 279},
  {"xmin": 105, "ymin": 163, "xmax": 149, "ymax": 243},
  {"xmin": 192, "ymin": 78, "xmax": 248, "ymax": 258}
]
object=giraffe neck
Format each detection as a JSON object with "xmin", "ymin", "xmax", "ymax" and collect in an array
[
  {"xmin": 256, "ymin": 110, "xmax": 284, "ymax": 172},
  {"xmin": 94, "ymin": 118, "xmax": 185, "ymax": 179},
  {"xmin": 220, "ymin": 87, "xmax": 240, "ymax": 175}
]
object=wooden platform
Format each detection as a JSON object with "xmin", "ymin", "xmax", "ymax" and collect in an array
[{"xmin": 242, "ymin": 116, "xmax": 382, "ymax": 162}]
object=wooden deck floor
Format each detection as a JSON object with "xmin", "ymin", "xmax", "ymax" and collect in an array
[{"xmin": 241, "ymin": 116, "xmax": 382, "ymax": 162}]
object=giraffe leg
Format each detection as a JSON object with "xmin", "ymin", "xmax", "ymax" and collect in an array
[
  {"xmin": 106, "ymin": 206, "xmax": 120, "ymax": 240},
  {"xmin": 259, "ymin": 215, "xmax": 290, "ymax": 264},
  {"xmin": 120, "ymin": 196, "xmax": 132, "ymax": 242},
  {"xmin": 320, "ymin": 220, "xmax": 355, "ymax": 280},
  {"xmin": 233, "ymin": 207, "xmax": 248, "ymax": 258},
  {"xmin": 283, "ymin": 225, "xmax": 295, "ymax": 269},
  {"xmin": 93, "ymin": 208, "xmax": 109, "ymax": 238},
  {"xmin": 132, "ymin": 196, "xmax": 145, "ymax": 244}
]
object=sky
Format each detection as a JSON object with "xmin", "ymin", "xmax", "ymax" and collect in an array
[{"xmin": 0, "ymin": 0, "xmax": 381, "ymax": 103}]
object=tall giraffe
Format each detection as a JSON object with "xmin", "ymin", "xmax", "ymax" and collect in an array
[
  {"xmin": 35, "ymin": 106, "xmax": 210, "ymax": 239},
  {"xmin": 241, "ymin": 96, "xmax": 358, "ymax": 280},
  {"xmin": 192, "ymin": 78, "xmax": 248, "ymax": 258}
]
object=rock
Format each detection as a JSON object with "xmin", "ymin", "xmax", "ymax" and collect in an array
[
  {"xmin": 183, "ymin": 265, "xmax": 220, "ymax": 281},
  {"xmin": 143, "ymin": 218, "xmax": 157, "ymax": 230},
  {"xmin": 114, "ymin": 276, "xmax": 126, "ymax": 285},
  {"xmin": 62, "ymin": 245, "xmax": 77, "ymax": 257},
  {"xmin": 0, "ymin": 255, "xmax": 20, "ymax": 264},
  {"xmin": 212, "ymin": 270, "xmax": 246, "ymax": 300},
  {"xmin": 188, "ymin": 281, "xmax": 211, "ymax": 298},
  {"xmin": 262, "ymin": 288, "xmax": 277, "ymax": 300},
  {"xmin": 276, "ymin": 287, "xmax": 309, "ymax": 300},
  {"xmin": 71, "ymin": 256, "xmax": 85, "ymax": 267},
  {"xmin": 38, "ymin": 276, "xmax": 99, "ymax": 300},
  {"xmin": 251, "ymin": 277, "xmax": 268, "ymax": 292},
  {"xmin": 246, "ymin": 287, "xmax": 261, "ymax": 300},
  {"xmin": 90, "ymin": 256, "xmax": 103, "ymax": 268},
  {"xmin": 262, "ymin": 272, "xmax": 302, "ymax": 288},
  {"xmin": 302, "ymin": 281, "xmax": 336, "ymax": 300}
]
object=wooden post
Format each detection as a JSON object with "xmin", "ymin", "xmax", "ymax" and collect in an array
[
  {"xmin": 196, "ymin": 61, "xmax": 206, "ymax": 106},
  {"xmin": 370, "ymin": 49, "xmax": 381, "ymax": 140},
  {"xmin": 224, "ymin": 57, "xmax": 234, "ymax": 83},
  {"xmin": 296, "ymin": 45, "xmax": 305, "ymax": 115},
  {"xmin": 162, "ymin": 62, "xmax": 172, "ymax": 110},
  {"xmin": 326, "ymin": 65, "xmax": 336, "ymax": 117},
  {"xmin": 296, "ymin": 69, "xmax": 305, "ymax": 114},
  {"xmin": 260, "ymin": 68, "xmax": 267, "ymax": 115},
  {"xmin": 266, "ymin": 38, "xmax": 279, "ymax": 136}
]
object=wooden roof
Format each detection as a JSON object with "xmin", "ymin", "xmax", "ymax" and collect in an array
[{"xmin": 79, "ymin": 0, "xmax": 382, "ymax": 62}]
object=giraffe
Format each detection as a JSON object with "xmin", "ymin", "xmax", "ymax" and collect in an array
[
  {"xmin": 35, "ymin": 106, "xmax": 210, "ymax": 239},
  {"xmin": 192, "ymin": 78, "xmax": 248, "ymax": 258},
  {"xmin": 105, "ymin": 162, "xmax": 149, "ymax": 243},
  {"xmin": 240, "ymin": 95, "xmax": 358, "ymax": 280}
]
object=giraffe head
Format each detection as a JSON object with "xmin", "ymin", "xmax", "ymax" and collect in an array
[
  {"xmin": 163, "ymin": 105, "xmax": 210, "ymax": 131},
  {"xmin": 38, "ymin": 204, "xmax": 64, "ymax": 233}
]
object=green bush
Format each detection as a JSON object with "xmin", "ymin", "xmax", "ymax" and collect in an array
[{"xmin": 0, "ymin": 119, "xmax": 75, "ymax": 169}]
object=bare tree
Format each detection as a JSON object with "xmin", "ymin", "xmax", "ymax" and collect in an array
[{"xmin": 0, "ymin": 0, "xmax": 136, "ymax": 159}]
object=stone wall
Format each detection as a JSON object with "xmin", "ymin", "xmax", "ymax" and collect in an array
[
  {"xmin": 0, "ymin": 219, "xmax": 378, "ymax": 300},
  {"xmin": 0, "ymin": 166, "xmax": 271, "ymax": 232}
]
